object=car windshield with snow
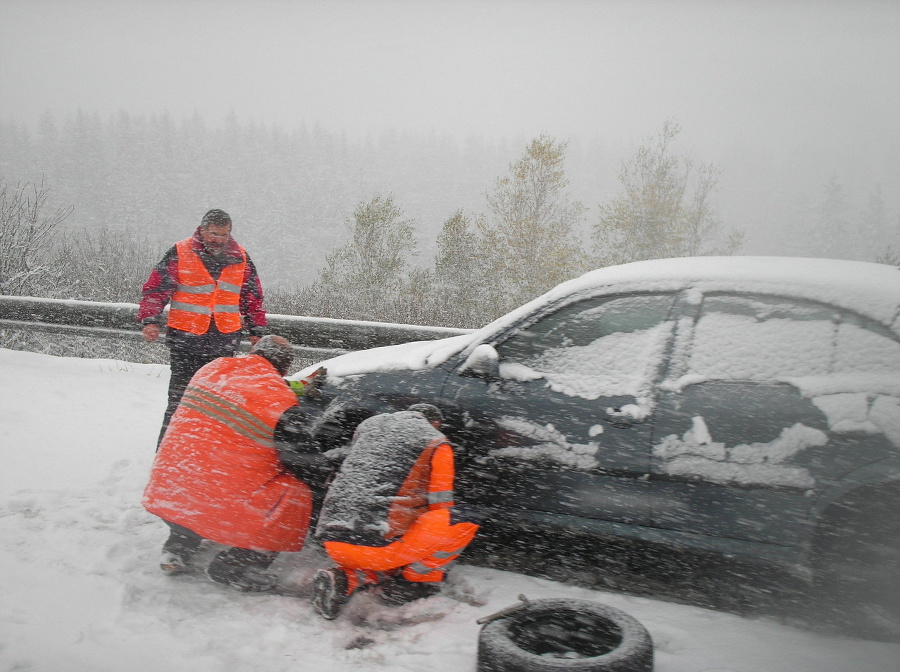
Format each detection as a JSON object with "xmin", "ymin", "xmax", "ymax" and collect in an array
[{"xmin": 294, "ymin": 256, "xmax": 900, "ymax": 632}]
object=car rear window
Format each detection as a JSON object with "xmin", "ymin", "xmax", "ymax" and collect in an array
[
  {"xmin": 835, "ymin": 313, "xmax": 900, "ymax": 374},
  {"xmin": 688, "ymin": 295, "xmax": 838, "ymax": 381}
]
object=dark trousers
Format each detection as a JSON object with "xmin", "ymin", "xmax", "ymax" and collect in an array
[
  {"xmin": 157, "ymin": 349, "xmax": 229, "ymax": 446},
  {"xmin": 162, "ymin": 521, "xmax": 277, "ymax": 576},
  {"xmin": 163, "ymin": 521, "xmax": 204, "ymax": 558}
]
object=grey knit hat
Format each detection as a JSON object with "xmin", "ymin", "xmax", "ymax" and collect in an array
[{"xmin": 407, "ymin": 403, "xmax": 444, "ymax": 424}]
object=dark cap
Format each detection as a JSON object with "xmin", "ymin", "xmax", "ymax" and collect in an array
[
  {"xmin": 251, "ymin": 335, "xmax": 294, "ymax": 375},
  {"xmin": 201, "ymin": 209, "xmax": 232, "ymax": 227}
]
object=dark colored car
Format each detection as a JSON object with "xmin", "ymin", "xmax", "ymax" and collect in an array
[{"xmin": 294, "ymin": 256, "xmax": 900, "ymax": 631}]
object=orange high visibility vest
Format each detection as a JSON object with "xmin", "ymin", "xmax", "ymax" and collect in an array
[
  {"xmin": 143, "ymin": 354, "xmax": 312, "ymax": 551},
  {"xmin": 167, "ymin": 238, "xmax": 246, "ymax": 334},
  {"xmin": 385, "ymin": 440, "xmax": 455, "ymax": 539}
]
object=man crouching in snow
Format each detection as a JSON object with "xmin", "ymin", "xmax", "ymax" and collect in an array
[
  {"xmin": 311, "ymin": 404, "xmax": 480, "ymax": 619},
  {"xmin": 143, "ymin": 335, "xmax": 332, "ymax": 592}
]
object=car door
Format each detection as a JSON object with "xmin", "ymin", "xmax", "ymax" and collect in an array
[
  {"xmin": 444, "ymin": 292, "xmax": 677, "ymax": 528},
  {"xmin": 650, "ymin": 294, "xmax": 837, "ymax": 548}
]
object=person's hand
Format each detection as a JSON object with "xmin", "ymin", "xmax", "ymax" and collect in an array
[
  {"xmin": 248, "ymin": 334, "xmax": 261, "ymax": 346},
  {"xmin": 303, "ymin": 367, "xmax": 327, "ymax": 398},
  {"xmin": 142, "ymin": 324, "xmax": 160, "ymax": 342},
  {"xmin": 287, "ymin": 367, "xmax": 328, "ymax": 398}
]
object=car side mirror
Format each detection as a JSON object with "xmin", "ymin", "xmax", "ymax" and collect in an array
[{"xmin": 459, "ymin": 344, "xmax": 500, "ymax": 380}]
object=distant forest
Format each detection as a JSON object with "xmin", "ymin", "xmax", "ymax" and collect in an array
[{"xmin": 1, "ymin": 111, "xmax": 898, "ymax": 332}]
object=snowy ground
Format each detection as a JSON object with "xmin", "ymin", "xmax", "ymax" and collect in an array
[{"xmin": 1, "ymin": 347, "xmax": 898, "ymax": 672}]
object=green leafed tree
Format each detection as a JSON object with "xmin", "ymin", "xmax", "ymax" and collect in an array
[
  {"xmin": 430, "ymin": 210, "xmax": 487, "ymax": 327},
  {"xmin": 303, "ymin": 194, "xmax": 417, "ymax": 321},
  {"xmin": 478, "ymin": 135, "xmax": 587, "ymax": 315},
  {"xmin": 592, "ymin": 120, "xmax": 742, "ymax": 266}
]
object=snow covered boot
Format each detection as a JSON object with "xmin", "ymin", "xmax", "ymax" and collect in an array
[
  {"xmin": 311, "ymin": 567, "xmax": 350, "ymax": 620},
  {"xmin": 206, "ymin": 547, "xmax": 278, "ymax": 592},
  {"xmin": 160, "ymin": 521, "xmax": 202, "ymax": 574},
  {"xmin": 378, "ymin": 577, "xmax": 441, "ymax": 605},
  {"xmin": 159, "ymin": 550, "xmax": 193, "ymax": 575}
]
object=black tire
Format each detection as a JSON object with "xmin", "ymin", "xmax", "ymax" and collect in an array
[
  {"xmin": 477, "ymin": 598, "xmax": 653, "ymax": 672},
  {"xmin": 813, "ymin": 490, "xmax": 900, "ymax": 640}
]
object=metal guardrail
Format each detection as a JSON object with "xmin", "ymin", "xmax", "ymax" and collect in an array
[{"xmin": 0, "ymin": 295, "xmax": 472, "ymax": 360}]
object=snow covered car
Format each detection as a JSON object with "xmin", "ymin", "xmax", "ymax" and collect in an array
[{"xmin": 294, "ymin": 256, "xmax": 900, "ymax": 626}]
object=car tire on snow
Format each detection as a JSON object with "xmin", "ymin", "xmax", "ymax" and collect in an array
[{"xmin": 477, "ymin": 598, "xmax": 653, "ymax": 672}]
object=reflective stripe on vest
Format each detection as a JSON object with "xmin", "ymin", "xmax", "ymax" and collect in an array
[
  {"xmin": 175, "ymin": 283, "xmax": 215, "ymax": 294},
  {"xmin": 407, "ymin": 550, "xmax": 461, "ymax": 575},
  {"xmin": 433, "ymin": 544, "xmax": 469, "ymax": 559},
  {"xmin": 407, "ymin": 558, "xmax": 455, "ymax": 575},
  {"xmin": 167, "ymin": 238, "xmax": 247, "ymax": 334},
  {"xmin": 426, "ymin": 490, "xmax": 454, "ymax": 505},
  {"xmin": 178, "ymin": 384, "xmax": 276, "ymax": 448}
]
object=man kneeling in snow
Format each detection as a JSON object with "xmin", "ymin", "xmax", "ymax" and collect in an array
[
  {"xmin": 143, "ymin": 335, "xmax": 331, "ymax": 592},
  {"xmin": 311, "ymin": 404, "xmax": 479, "ymax": 619}
]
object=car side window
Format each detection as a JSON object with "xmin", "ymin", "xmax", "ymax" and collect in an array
[
  {"xmin": 495, "ymin": 294, "xmax": 675, "ymax": 398},
  {"xmin": 835, "ymin": 312, "xmax": 900, "ymax": 374},
  {"xmin": 687, "ymin": 294, "xmax": 839, "ymax": 381}
]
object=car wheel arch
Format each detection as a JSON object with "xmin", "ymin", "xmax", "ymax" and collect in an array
[
  {"xmin": 809, "ymin": 480, "xmax": 900, "ymax": 638},
  {"xmin": 808, "ymin": 457, "xmax": 900, "ymax": 523}
]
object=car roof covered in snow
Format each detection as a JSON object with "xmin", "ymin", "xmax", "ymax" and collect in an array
[
  {"xmin": 297, "ymin": 257, "xmax": 900, "ymax": 380},
  {"xmin": 499, "ymin": 256, "xmax": 900, "ymax": 334}
]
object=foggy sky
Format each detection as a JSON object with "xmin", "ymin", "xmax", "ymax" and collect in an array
[{"xmin": 2, "ymin": 0, "xmax": 898, "ymax": 154}]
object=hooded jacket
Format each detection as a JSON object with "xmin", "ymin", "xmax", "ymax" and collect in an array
[
  {"xmin": 143, "ymin": 353, "xmax": 312, "ymax": 551},
  {"xmin": 315, "ymin": 411, "xmax": 455, "ymax": 547}
]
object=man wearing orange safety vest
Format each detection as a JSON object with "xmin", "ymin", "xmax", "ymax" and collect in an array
[
  {"xmin": 138, "ymin": 209, "xmax": 268, "ymax": 445},
  {"xmin": 311, "ymin": 404, "xmax": 480, "ymax": 619},
  {"xmin": 143, "ymin": 336, "xmax": 332, "ymax": 591}
]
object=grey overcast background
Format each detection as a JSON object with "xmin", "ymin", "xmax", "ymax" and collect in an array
[{"xmin": 2, "ymin": 0, "xmax": 899, "ymax": 255}]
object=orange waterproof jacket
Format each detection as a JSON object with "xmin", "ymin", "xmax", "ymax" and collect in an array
[
  {"xmin": 143, "ymin": 354, "xmax": 312, "ymax": 551},
  {"xmin": 167, "ymin": 238, "xmax": 246, "ymax": 334},
  {"xmin": 315, "ymin": 411, "xmax": 455, "ymax": 547}
]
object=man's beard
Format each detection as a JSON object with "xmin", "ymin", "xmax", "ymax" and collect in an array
[{"xmin": 205, "ymin": 242, "xmax": 228, "ymax": 256}]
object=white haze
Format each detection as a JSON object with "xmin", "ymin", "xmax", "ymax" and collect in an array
[
  {"xmin": 1, "ymin": 0, "xmax": 899, "ymax": 255},
  {"xmin": 2, "ymin": 0, "xmax": 897, "ymax": 149}
]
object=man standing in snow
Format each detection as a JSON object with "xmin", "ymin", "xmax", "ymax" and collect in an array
[
  {"xmin": 143, "ymin": 335, "xmax": 332, "ymax": 592},
  {"xmin": 311, "ymin": 404, "xmax": 479, "ymax": 619},
  {"xmin": 138, "ymin": 208, "xmax": 268, "ymax": 445}
]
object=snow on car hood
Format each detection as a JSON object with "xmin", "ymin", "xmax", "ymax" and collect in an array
[{"xmin": 295, "ymin": 333, "xmax": 475, "ymax": 383}]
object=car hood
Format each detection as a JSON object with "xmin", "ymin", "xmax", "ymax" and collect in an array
[{"xmin": 294, "ymin": 333, "xmax": 475, "ymax": 383}]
